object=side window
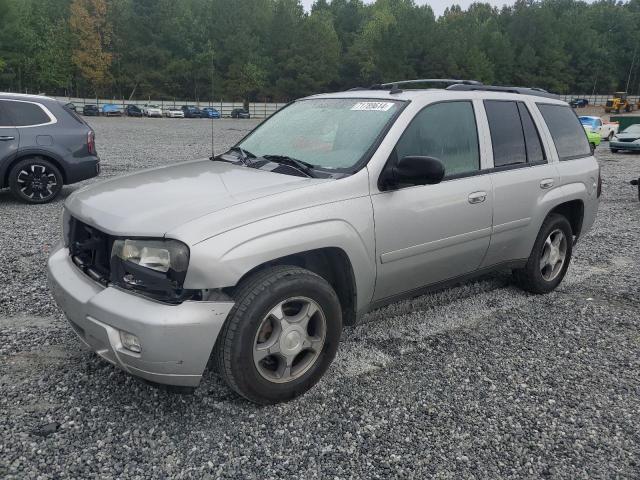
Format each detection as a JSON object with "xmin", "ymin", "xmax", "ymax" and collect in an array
[
  {"xmin": 537, "ymin": 104, "xmax": 591, "ymax": 160},
  {"xmin": 484, "ymin": 100, "xmax": 526, "ymax": 167},
  {"xmin": 517, "ymin": 102, "xmax": 546, "ymax": 164},
  {"xmin": 0, "ymin": 103, "xmax": 13, "ymax": 127},
  {"xmin": 394, "ymin": 101, "xmax": 479, "ymax": 177},
  {"xmin": 3, "ymin": 101, "xmax": 52, "ymax": 127}
]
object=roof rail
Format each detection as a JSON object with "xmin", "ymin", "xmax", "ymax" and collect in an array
[
  {"xmin": 368, "ymin": 79, "xmax": 483, "ymax": 93},
  {"xmin": 446, "ymin": 83, "xmax": 559, "ymax": 99}
]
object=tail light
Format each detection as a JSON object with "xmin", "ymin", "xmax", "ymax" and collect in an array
[
  {"xmin": 597, "ymin": 166, "xmax": 602, "ymax": 198},
  {"xmin": 87, "ymin": 131, "xmax": 96, "ymax": 155}
]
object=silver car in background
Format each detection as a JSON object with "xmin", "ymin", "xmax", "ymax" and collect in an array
[{"xmin": 48, "ymin": 80, "xmax": 600, "ymax": 404}]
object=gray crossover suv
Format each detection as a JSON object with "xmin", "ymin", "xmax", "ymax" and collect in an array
[
  {"xmin": 0, "ymin": 93, "xmax": 99, "ymax": 203},
  {"xmin": 48, "ymin": 80, "xmax": 600, "ymax": 404}
]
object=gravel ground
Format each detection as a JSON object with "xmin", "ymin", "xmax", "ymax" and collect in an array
[{"xmin": 1, "ymin": 117, "xmax": 639, "ymax": 479}]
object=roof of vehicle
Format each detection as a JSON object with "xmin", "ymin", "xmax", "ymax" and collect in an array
[
  {"xmin": 308, "ymin": 80, "xmax": 565, "ymax": 105},
  {"xmin": 0, "ymin": 92, "xmax": 58, "ymax": 103}
]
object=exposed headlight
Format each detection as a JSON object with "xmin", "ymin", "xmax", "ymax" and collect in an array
[
  {"xmin": 112, "ymin": 239, "xmax": 188, "ymax": 273},
  {"xmin": 111, "ymin": 239, "xmax": 190, "ymax": 302}
]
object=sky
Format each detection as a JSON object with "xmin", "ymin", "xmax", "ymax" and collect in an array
[{"xmin": 300, "ymin": 0, "xmax": 515, "ymax": 17}]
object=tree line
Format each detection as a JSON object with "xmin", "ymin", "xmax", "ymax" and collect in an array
[{"xmin": 1, "ymin": 0, "xmax": 639, "ymax": 102}]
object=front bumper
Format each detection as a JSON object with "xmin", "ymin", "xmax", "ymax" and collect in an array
[
  {"xmin": 610, "ymin": 141, "xmax": 640, "ymax": 151},
  {"xmin": 47, "ymin": 244, "xmax": 234, "ymax": 387}
]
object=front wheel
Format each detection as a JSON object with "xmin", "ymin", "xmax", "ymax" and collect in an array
[
  {"xmin": 513, "ymin": 214, "xmax": 573, "ymax": 294},
  {"xmin": 8, "ymin": 157, "xmax": 63, "ymax": 204},
  {"xmin": 611, "ymin": 148, "xmax": 618, "ymax": 153},
  {"xmin": 215, "ymin": 265, "xmax": 342, "ymax": 404}
]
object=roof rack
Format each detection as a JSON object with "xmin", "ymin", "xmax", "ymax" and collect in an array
[
  {"xmin": 446, "ymin": 83, "xmax": 559, "ymax": 99},
  {"xmin": 367, "ymin": 78, "xmax": 483, "ymax": 94}
]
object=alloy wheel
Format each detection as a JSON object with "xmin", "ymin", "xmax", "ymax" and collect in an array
[
  {"xmin": 539, "ymin": 228, "xmax": 568, "ymax": 281},
  {"xmin": 253, "ymin": 296, "xmax": 326, "ymax": 384},
  {"xmin": 16, "ymin": 164, "xmax": 59, "ymax": 201}
]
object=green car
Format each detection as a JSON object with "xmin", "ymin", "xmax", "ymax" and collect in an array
[{"xmin": 583, "ymin": 126, "xmax": 601, "ymax": 149}]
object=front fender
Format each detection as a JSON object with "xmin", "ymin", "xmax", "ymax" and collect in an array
[{"xmin": 183, "ymin": 197, "xmax": 376, "ymax": 312}]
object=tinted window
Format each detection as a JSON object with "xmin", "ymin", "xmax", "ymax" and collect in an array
[
  {"xmin": 538, "ymin": 104, "xmax": 591, "ymax": 160},
  {"xmin": 485, "ymin": 100, "xmax": 526, "ymax": 167},
  {"xmin": 0, "ymin": 103, "xmax": 13, "ymax": 126},
  {"xmin": 395, "ymin": 101, "xmax": 479, "ymax": 177},
  {"xmin": 3, "ymin": 101, "xmax": 51, "ymax": 126},
  {"xmin": 517, "ymin": 102, "xmax": 545, "ymax": 163}
]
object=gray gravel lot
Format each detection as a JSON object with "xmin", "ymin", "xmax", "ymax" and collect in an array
[{"xmin": 1, "ymin": 117, "xmax": 639, "ymax": 479}]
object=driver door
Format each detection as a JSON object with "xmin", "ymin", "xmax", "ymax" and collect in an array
[{"xmin": 371, "ymin": 101, "xmax": 492, "ymax": 302}]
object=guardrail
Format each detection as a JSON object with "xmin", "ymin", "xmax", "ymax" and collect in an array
[{"xmin": 52, "ymin": 97, "xmax": 285, "ymax": 119}]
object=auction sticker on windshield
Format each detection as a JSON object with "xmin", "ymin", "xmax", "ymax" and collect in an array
[{"xmin": 351, "ymin": 102, "xmax": 395, "ymax": 111}]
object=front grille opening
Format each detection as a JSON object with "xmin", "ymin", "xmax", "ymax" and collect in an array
[{"xmin": 69, "ymin": 217, "xmax": 112, "ymax": 285}]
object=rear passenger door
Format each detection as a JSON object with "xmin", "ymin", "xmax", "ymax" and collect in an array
[
  {"xmin": 0, "ymin": 101, "xmax": 20, "ymax": 172},
  {"xmin": 481, "ymin": 99, "xmax": 558, "ymax": 267}
]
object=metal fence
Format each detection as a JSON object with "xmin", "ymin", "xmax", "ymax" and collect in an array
[
  {"xmin": 52, "ymin": 97, "xmax": 285, "ymax": 119},
  {"xmin": 560, "ymin": 94, "xmax": 640, "ymax": 106}
]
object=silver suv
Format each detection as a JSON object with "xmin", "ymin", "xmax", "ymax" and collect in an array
[{"xmin": 48, "ymin": 81, "xmax": 600, "ymax": 404}]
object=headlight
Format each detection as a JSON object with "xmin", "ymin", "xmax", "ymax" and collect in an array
[
  {"xmin": 111, "ymin": 239, "xmax": 190, "ymax": 302},
  {"xmin": 112, "ymin": 239, "xmax": 188, "ymax": 273}
]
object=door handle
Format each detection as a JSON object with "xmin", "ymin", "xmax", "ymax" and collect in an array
[
  {"xmin": 540, "ymin": 178, "xmax": 554, "ymax": 189},
  {"xmin": 468, "ymin": 191, "xmax": 487, "ymax": 204},
  {"xmin": 0, "ymin": 136, "xmax": 15, "ymax": 141}
]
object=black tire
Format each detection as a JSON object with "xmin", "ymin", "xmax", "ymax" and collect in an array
[
  {"xmin": 215, "ymin": 265, "xmax": 342, "ymax": 404},
  {"xmin": 611, "ymin": 148, "xmax": 618, "ymax": 153},
  {"xmin": 513, "ymin": 213, "xmax": 573, "ymax": 294},
  {"xmin": 8, "ymin": 157, "xmax": 63, "ymax": 204}
]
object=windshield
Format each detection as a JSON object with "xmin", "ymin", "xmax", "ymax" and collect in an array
[
  {"xmin": 579, "ymin": 117, "xmax": 595, "ymax": 126},
  {"xmin": 623, "ymin": 124, "xmax": 640, "ymax": 134},
  {"xmin": 148, "ymin": 105, "xmax": 160, "ymax": 109},
  {"xmin": 238, "ymin": 98, "xmax": 402, "ymax": 170}
]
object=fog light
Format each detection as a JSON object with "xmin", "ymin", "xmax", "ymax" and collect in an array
[{"xmin": 120, "ymin": 331, "xmax": 141, "ymax": 353}]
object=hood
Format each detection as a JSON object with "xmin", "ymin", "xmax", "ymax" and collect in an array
[
  {"xmin": 616, "ymin": 131, "xmax": 640, "ymax": 140},
  {"xmin": 66, "ymin": 159, "xmax": 324, "ymax": 238}
]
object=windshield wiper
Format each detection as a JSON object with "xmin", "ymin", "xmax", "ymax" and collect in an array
[
  {"xmin": 212, "ymin": 146, "xmax": 255, "ymax": 166},
  {"xmin": 263, "ymin": 154, "xmax": 317, "ymax": 178}
]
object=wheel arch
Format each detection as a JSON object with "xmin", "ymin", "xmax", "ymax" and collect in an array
[
  {"xmin": 2, "ymin": 151, "xmax": 67, "ymax": 187},
  {"xmin": 546, "ymin": 198, "xmax": 585, "ymax": 241},
  {"xmin": 231, "ymin": 247, "xmax": 359, "ymax": 325}
]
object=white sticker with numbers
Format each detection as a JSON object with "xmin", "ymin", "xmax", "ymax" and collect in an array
[{"xmin": 350, "ymin": 102, "xmax": 395, "ymax": 111}]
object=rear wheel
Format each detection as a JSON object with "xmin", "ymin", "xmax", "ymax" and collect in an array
[
  {"xmin": 215, "ymin": 265, "xmax": 342, "ymax": 404},
  {"xmin": 514, "ymin": 214, "xmax": 573, "ymax": 294},
  {"xmin": 8, "ymin": 157, "xmax": 63, "ymax": 204},
  {"xmin": 611, "ymin": 148, "xmax": 618, "ymax": 153}
]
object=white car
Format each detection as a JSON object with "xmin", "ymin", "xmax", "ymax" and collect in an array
[
  {"xmin": 579, "ymin": 116, "xmax": 619, "ymax": 140},
  {"xmin": 142, "ymin": 104, "xmax": 163, "ymax": 118},
  {"xmin": 165, "ymin": 108, "xmax": 185, "ymax": 118}
]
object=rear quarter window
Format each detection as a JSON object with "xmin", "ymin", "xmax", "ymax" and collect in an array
[
  {"xmin": 2, "ymin": 100, "xmax": 53, "ymax": 127},
  {"xmin": 537, "ymin": 104, "xmax": 591, "ymax": 160}
]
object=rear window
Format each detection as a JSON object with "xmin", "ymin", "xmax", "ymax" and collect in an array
[
  {"xmin": 538, "ymin": 104, "xmax": 591, "ymax": 160},
  {"xmin": 485, "ymin": 100, "xmax": 526, "ymax": 167},
  {"xmin": 2, "ymin": 100, "xmax": 52, "ymax": 126},
  {"xmin": 62, "ymin": 102, "xmax": 86, "ymax": 125}
]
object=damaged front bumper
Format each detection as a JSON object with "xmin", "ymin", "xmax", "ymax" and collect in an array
[{"xmin": 47, "ymin": 243, "xmax": 234, "ymax": 387}]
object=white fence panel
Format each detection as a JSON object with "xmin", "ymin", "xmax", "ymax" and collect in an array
[{"xmin": 52, "ymin": 96, "xmax": 284, "ymax": 119}]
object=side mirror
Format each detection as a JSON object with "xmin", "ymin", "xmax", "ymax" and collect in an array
[{"xmin": 380, "ymin": 155, "xmax": 445, "ymax": 190}]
